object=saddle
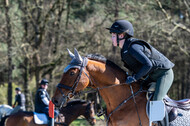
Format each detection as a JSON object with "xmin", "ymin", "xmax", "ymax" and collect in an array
[
  {"xmin": 164, "ymin": 95, "xmax": 190, "ymax": 110},
  {"xmin": 33, "ymin": 112, "xmax": 67, "ymax": 126},
  {"xmin": 33, "ymin": 112, "xmax": 48, "ymax": 124},
  {"xmin": 146, "ymin": 82, "xmax": 190, "ymax": 122},
  {"xmin": 164, "ymin": 96, "xmax": 190, "ymax": 122}
]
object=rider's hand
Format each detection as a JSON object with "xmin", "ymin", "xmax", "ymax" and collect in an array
[
  {"xmin": 126, "ymin": 76, "xmax": 136, "ymax": 84},
  {"xmin": 12, "ymin": 105, "xmax": 15, "ymax": 108}
]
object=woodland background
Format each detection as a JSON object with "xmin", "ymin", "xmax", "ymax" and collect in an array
[{"xmin": 0, "ymin": 0, "xmax": 189, "ymax": 111}]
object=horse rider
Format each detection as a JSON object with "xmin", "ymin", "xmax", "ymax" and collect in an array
[
  {"xmin": 11, "ymin": 87, "xmax": 26, "ymax": 114},
  {"xmin": 106, "ymin": 20, "xmax": 174, "ymax": 126},
  {"xmin": 35, "ymin": 79, "xmax": 59, "ymax": 125}
]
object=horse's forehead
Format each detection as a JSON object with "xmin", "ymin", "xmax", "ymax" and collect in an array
[
  {"xmin": 63, "ymin": 58, "xmax": 82, "ymax": 73},
  {"xmin": 63, "ymin": 57, "xmax": 88, "ymax": 73},
  {"xmin": 63, "ymin": 64, "xmax": 80, "ymax": 73}
]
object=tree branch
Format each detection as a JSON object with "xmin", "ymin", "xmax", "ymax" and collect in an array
[{"xmin": 155, "ymin": 0, "xmax": 190, "ymax": 33}]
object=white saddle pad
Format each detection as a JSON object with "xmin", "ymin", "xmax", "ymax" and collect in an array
[{"xmin": 33, "ymin": 112, "xmax": 48, "ymax": 124}]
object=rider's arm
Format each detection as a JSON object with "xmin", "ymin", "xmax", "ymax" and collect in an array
[
  {"xmin": 40, "ymin": 91, "xmax": 49, "ymax": 106},
  {"xmin": 13, "ymin": 95, "xmax": 18, "ymax": 106},
  {"xmin": 129, "ymin": 44, "xmax": 153, "ymax": 80}
]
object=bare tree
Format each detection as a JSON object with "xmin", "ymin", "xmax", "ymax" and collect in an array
[{"xmin": 4, "ymin": 0, "xmax": 13, "ymax": 106}]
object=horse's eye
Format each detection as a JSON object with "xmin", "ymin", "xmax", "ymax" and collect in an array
[{"xmin": 70, "ymin": 72, "xmax": 75, "ymax": 76}]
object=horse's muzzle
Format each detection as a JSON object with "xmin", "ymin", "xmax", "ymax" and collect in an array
[
  {"xmin": 52, "ymin": 96, "xmax": 67, "ymax": 108},
  {"xmin": 52, "ymin": 98, "xmax": 59, "ymax": 107}
]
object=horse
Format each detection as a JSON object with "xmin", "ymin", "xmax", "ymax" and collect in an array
[
  {"xmin": 3, "ymin": 99, "xmax": 96, "ymax": 126},
  {"xmin": 60, "ymin": 99, "xmax": 96, "ymax": 125},
  {"xmin": 52, "ymin": 48, "xmax": 190, "ymax": 126},
  {"xmin": 3, "ymin": 111, "xmax": 65, "ymax": 126}
]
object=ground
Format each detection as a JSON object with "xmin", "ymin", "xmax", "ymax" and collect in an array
[{"xmin": 70, "ymin": 116, "xmax": 106, "ymax": 126}]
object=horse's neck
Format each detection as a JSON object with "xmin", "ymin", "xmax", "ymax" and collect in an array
[
  {"xmin": 87, "ymin": 60, "xmax": 137, "ymax": 111},
  {"xmin": 87, "ymin": 60, "xmax": 126, "ymax": 85},
  {"xmin": 62, "ymin": 104, "xmax": 84, "ymax": 115},
  {"xmin": 61, "ymin": 104, "xmax": 86, "ymax": 124}
]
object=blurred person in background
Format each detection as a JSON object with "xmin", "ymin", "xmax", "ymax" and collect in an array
[
  {"xmin": 11, "ymin": 87, "xmax": 26, "ymax": 114},
  {"xmin": 35, "ymin": 79, "xmax": 59, "ymax": 119}
]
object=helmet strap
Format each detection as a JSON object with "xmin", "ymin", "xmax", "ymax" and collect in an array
[
  {"xmin": 116, "ymin": 34, "xmax": 120, "ymax": 46},
  {"xmin": 116, "ymin": 33, "xmax": 127, "ymax": 47}
]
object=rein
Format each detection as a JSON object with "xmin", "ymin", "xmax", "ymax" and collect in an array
[
  {"xmin": 57, "ymin": 58, "xmax": 147, "ymax": 126},
  {"xmin": 104, "ymin": 84, "xmax": 144, "ymax": 126}
]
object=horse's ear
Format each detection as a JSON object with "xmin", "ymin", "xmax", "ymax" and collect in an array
[
  {"xmin": 67, "ymin": 48, "xmax": 75, "ymax": 59},
  {"xmin": 74, "ymin": 48, "xmax": 83, "ymax": 62}
]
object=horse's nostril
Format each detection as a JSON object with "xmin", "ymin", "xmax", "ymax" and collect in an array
[{"xmin": 54, "ymin": 100, "xmax": 58, "ymax": 104}]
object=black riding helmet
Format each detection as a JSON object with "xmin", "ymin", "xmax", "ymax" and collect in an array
[
  {"xmin": 106, "ymin": 20, "xmax": 134, "ymax": 46},
  {"xmin": 15, "ymin": 87, "xmax": 21, "ymax": 91},
  {"xmin": 40, "ymin": 79, "xmax": 49, "ymax": 85},
  {"xmin": 106, "ymin": 20, "xmax": 134, "ymax": 37}
]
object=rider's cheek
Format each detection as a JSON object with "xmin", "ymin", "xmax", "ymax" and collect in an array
[{"xmin": 112, "ymin": 37, "xmax": 117, "ymax": 46}]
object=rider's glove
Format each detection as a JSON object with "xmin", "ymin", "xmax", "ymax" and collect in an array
[{"xmin": 126, "ymin": 75, "xmax": 137, "ymax": 84}]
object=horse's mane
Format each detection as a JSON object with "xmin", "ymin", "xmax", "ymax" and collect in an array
[
  {"xmin": 86, "ymin": 54, "xmax": 107, "ymax": 63},
  {"xmin": 86, "ymin": 54, "xmax": 125, "ymax": 73}
]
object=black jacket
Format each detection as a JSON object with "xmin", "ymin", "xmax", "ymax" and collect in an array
[
  {"xmin": 14, "ymin": 93, "xmax": 25, "ymax": 106},
  {"xmin": 121, "ymin": 38, "xmax": 174, "ymax": 80},
  {"xmin": 35, "ymin": 87, "xmax": 50, "ymax": 112}
]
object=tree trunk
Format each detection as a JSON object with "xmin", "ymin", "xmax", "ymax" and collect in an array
[
  {"xmin": 4, "ymin": 0, "xmax": 13, "ymax": 106},
  {"xmin": 18, "ymin": 0, "xmax": 33, "ymax": 110},
  {"xmin": 66, "ymin": 0, "xmax": 71, "ymax": 29},
  {"xmin": 53, "ymin": 0, "xmax": 65, "ymax": 54},
  {"xmin": 23, "ymin": 57, "xmax": 32, "ymax": 110}
]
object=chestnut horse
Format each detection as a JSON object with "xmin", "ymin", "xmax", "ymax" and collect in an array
[
  {"xmin": 52, "ymin": 49, "xmax": 190, "ymax": 126},
  {"xmin": 4, "ymin": 111, "xmax": 65, "ymax": 126},
  {"xmin": 3, "ymin": 100, "xmax": 96, "ymax": 126}
]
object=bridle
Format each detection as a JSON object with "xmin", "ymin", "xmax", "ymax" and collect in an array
[
  {"xmin": 56, "ymin": 57, "xmax": 89, "ymax": 107},
  {"xmin": 56, "ymin": 57, "xmax": 145, "ymax": 126}
]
